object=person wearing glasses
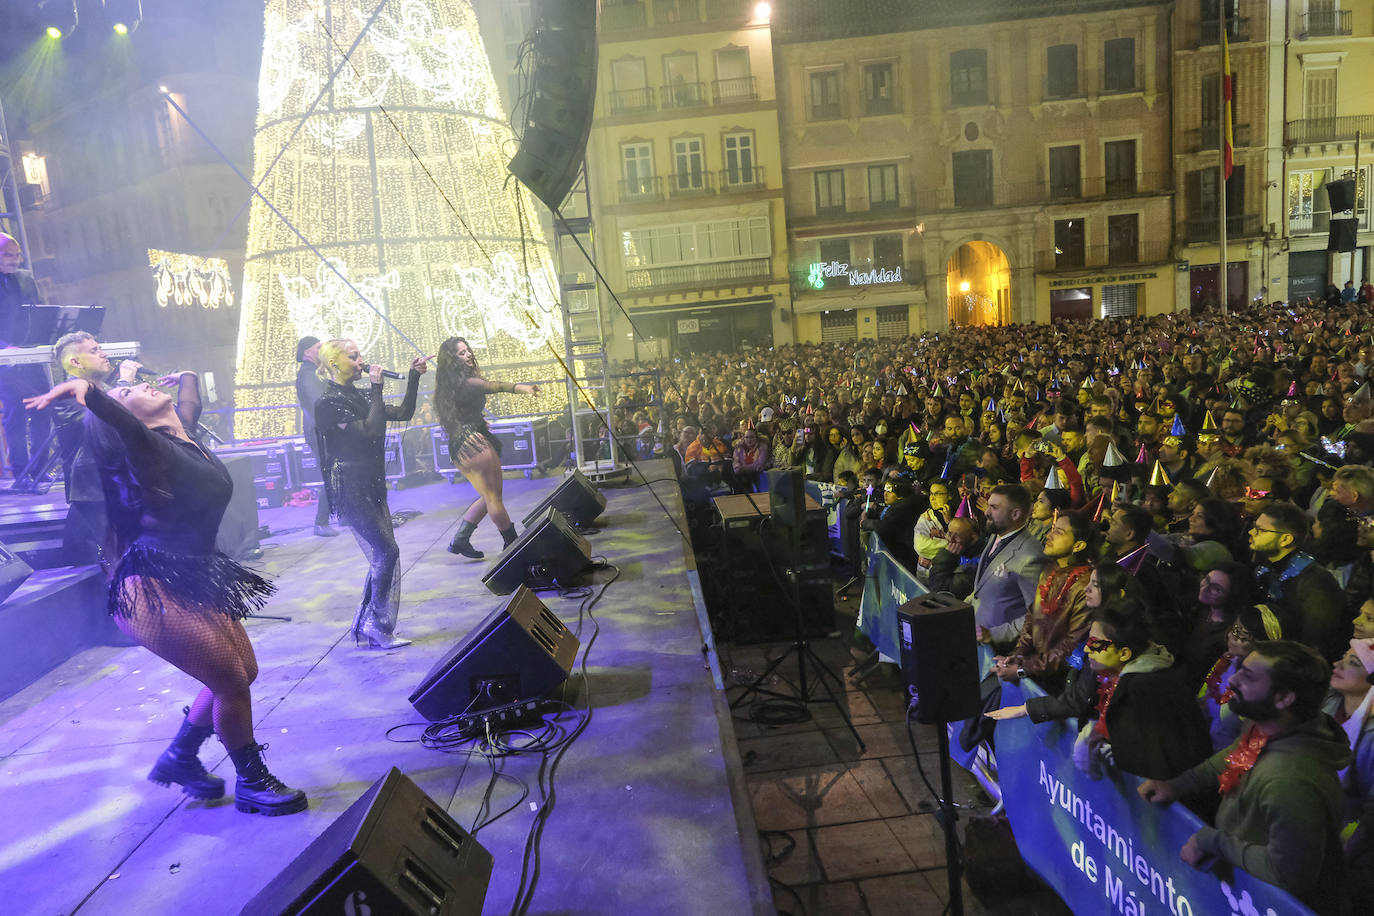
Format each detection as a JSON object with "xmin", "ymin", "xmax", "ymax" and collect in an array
[
  {"xmin": 986, "ymin": 598, "xmax": 1210, "ymax": 780},
  {"xmin": 859, "ymin": 473, "xmax": 922, "ymax": 576},
  {"xmin": 1249, "ymin": 501, "xmax": 1346, "ymax": 663}
]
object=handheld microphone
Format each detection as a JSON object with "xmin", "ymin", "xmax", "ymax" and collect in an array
[
  {"xmin": 365, "ymin": 364, "xmax": 403, "ymax": 380},
  {"xmin": 114, "ymin": 359, "xmax": 162, "ymax": 382}
]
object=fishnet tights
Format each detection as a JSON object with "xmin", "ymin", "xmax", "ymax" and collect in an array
[{"xmin": 112, "ymin": 576, "xmax": 259, "ymax": 749}]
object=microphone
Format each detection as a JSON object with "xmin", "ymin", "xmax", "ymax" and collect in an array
[
  {"xmin": 114, "ymin": 359, "xmax": 162, "ymax": 382},
  {"xmin": 365, "ymin": 364, "xmax": 402, "ymax": 380}
]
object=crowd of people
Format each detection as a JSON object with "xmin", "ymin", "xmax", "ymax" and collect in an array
[{"xmin": 613, "ymin": 302, "xmax": 1374, "ymax": 913}]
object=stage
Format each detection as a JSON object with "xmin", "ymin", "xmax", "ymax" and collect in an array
[{"xmin": 0, "ymin": 461, "xmax": 772, "ymax": 915}]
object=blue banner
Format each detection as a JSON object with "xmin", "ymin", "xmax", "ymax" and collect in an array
[
  {"xmin": 855, "ymin": 535, "xmax": 926, "ymax": 660},
  {"xmin": 996, "ymin": 677, "xmax": 1313, "ymax": 916}
]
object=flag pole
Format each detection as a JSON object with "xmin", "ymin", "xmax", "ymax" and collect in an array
[
  {"xmin": 1352, "ymin": 130, "xmax": 1362, "ymax": 291},
  {"xmin": 1218, "ymin": 5, "xmax": 1229, "ymax": 315}
]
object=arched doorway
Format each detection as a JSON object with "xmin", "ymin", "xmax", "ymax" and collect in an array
[{"xmin": 947, "ymin": 241, "xmax": 1011, "ymax": 326}]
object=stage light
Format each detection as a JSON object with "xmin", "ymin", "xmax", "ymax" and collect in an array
[
  {"xmin": 113, "ymin": 22, "xmax": 128, "ymax": 34},
  {"xmin": 233, "ymin": 0, "xmax": 567, "ymax": 439},
  {"xmin": 39, "ymin": 0, "xmax": 78, "ymax": 39},
  {"xmin": 157, "ymin": 85, "xmax": 169, "ymax": 93},
  {"xmin": 45, "ymin": 26, "xmax": 62, "ymax": 39},
  {"xmin": 754, "ymin": 2, "xmax": 772, "ymax": 20}
]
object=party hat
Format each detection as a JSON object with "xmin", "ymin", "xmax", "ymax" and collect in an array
[
  {"xmin": 1286, "ymin": 381, "xmax": 1298, "ymax": 398},
  {"xmin": 1044, "ymin": 466, "xmax": 1064, "ymax": 490},
  {"xmin": 1091, "ymin": 488, "xmax": 1111, "ymax": 522},
  {"xmin": 1103, "ymin": 441, "xmax": 1127, "ymax": 468},
  {"xmin": 1027, "ymin": 409, "xmax": 1046, "ymax": 429},
  {"xmin": 1353, "ymin": 382, "xmax": 1372, "ymax": 404},
  {"xmin": 1202, "ymin": 411, "xmax": 1219, "ymax": 431},
  {"xmin": 985, "ymin": 397, "xmax": 997, "ymax": 412},
  {"xmin": 1116, "ymin": 544, "xmax": 1149, "ymax": 576},
  {"xmin": 1148, "ymin": 460, "xmax": 1173, "ymax": 488},
  {"xmin": 1169, "ymin": 415, "xmax": 1186, "ymax": 437},
  {"xmin": 1204, "ymin": 465, "xmax": 1221, "ymax": 490},
  {"xmin": 954, "ymin": 496, "xmax": 971, "ymax": 518},
  {"xmin": 933, "ymin": 382, "xmax": 945, "ymax": 397},
  {"xmin": 1135, "ymin": 443, "xmax": 1149, "ymax": 464}
]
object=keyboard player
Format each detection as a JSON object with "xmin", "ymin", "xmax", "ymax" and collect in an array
[{"xmin": 0, "ymin": 232, "xmax": 51, "ymax": 488}]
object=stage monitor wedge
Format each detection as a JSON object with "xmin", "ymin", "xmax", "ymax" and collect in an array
[
  {"xmin": 482, "ymin": 507, "xmax": 591, "ymax": 595},
  {"xmin": 521, "ymin": 470, "xmax": 606, "ymax": 529},
  {"xmin": 507, "ymin": 0, "xmax": 598, "ymax": 211},
  {"xmin": 409, "ymin": 585, "xmax": 579, "ymax": 721},
  {"xmin": 0, "ymin": 539, "xmax": 33, "ymax": 606},
  {"xmin": 240, "ymin": 768, "xmax": 493, "ymax": 916}
]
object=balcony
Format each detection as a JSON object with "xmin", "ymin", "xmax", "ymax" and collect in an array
[
  {"xmin": 1286, "ymin": 115, "xmax": 1374, "ymax": 146},
  {"xmin": 713, "ymin": 76, "xmax": 757, "ymax": 104},
  {"xmin": 602, "ymin": 1, "xmax": 647, "ymax": 31},
  {"xmin": 1289, "ymin": 208, "xmax": 1372, "ymax": 235},
  {"xmin": 1035, "ymin": 241, "xmax": 1172, "ymax": 272},
  {"xmin": 653, "ymin": 0, "xmax": 700, "ymax": 25},
  {"xmin": 618, "ymin": 175, "xmax": 664, "ymax": 203},
  {"xmin": 793, "ymin": 189, "xmax": 915, "ymax": 228},
  {"xmin": 626, "ymin": 257, "xmax": 772, "ymax": 292},
  {"xmin": 914, "ymin": 172, "xmax": 1167, "ymax": 211},
  {"xmin": 791, "ymin": 260, "xmax": 925, "ymax": 295},
  {"xmin": 1188, "ymin": 123, "xmax": 1252, "ymax": 153},
  {"xmin": 1301, "ymin": 10, "xmax": 1352, "ymax": 38},
  {"xmin": 1198, "ymin": 18, "xmax": 1250, "ymax": 46},
  {"xmin": 608, "ymin": 87, "xmax": 656, "ymax": 115},
  {"xmin": 705, "ymin": 0, "xmax": 751, "ymax": 20},
  {"xmin": 668, "ymin": 171, "xmax": 715, "ymax": 198},
  {"xmin": 1183, "ymin": 213, "xmax": 1262, "ymax": 244},
  {"xmin": 719, "ymin": 166, "xmax": 764, "ymax": 192},
  {"xmin": 661, "ymin": 81, "xmax": 708, "ymax": 110}
]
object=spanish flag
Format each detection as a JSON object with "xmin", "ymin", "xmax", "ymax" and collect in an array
[{"xmin": 1222, "ymin": 29, "xmax": 1234, "ymax": 180}]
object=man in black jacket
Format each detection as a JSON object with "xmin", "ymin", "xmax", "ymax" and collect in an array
[
  {"xmin": 861, "ymin": 474, "xmax": 924, "ymax": 575},
  {"xmin": 0, "ymin": 232, "xmax": 51, "ymax": 486},
  {"xmin": 1250, "ymin": 501, "xmax": 1347, "ymax": 662}
]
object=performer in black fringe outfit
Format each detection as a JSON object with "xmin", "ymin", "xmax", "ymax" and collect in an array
[
  {"xmin": 24, "ymin": 372, "xmax": 306, "ymax": 816},
  {"xmin": 433, "ymin": 336, "xmax": 541, "ymax": 559},
  {"xmin": 313, "ymin": 339, "xmax": 427, "ymax": 649}
]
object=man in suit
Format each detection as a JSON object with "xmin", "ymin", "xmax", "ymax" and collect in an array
[
  {"xmin": 971, "ymin": 484, "xmax": 1045, "ymax": 646},
  {"xmin": 0, "ymin": 232, "xmax": 52, "ymax": 488}
]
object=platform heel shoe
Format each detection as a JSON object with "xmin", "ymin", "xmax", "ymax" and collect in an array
[
  {"xmin": 447, "ymin": 520, "xmax": 484, "ymax": 559},
  {"xmin": 146, "ymin": 708, "xmax": 225, "ymax": 800},
  {"xmin": 227, "ymin": 743, "xmax": 308, "ymax": 816}
]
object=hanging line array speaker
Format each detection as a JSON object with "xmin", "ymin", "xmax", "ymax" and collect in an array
[
  {"xmin": 1329, "ymin": 217, "xmax": 1359, "ymax": 253},
  {"xmin": 507, "ymin": 0, "xmax": 599, "ymax": 211},
  {"xmin": 1326, "ymin": 177, "xmax": 1357, "ymax": 214}
]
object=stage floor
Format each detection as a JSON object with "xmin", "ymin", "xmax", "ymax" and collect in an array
[{"xmin": 0, "ymin": 462, "xmax": 771, "ymax": 915}]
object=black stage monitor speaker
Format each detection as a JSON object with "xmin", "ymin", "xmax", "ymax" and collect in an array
[
  {"xmin": 767, "ymin": 468, "xmax": 806, "ymax": 528},
  {"xmin": 521, "ymin": 469, "xmax": 606, "ymax": 529},
  {"xmin": 507, "ymin": 0, "xmax": 598, "ymax": 211},
  {"xmin": 1329, "ymin": 217, "xmax": 1359, "ymax": 253},
  {"xmin": 897, "ymin": 593, "xmax": 981, "ymax": 724},
  {"xmin": 240, "ymin": 768, "xmax": 493, "ymax": 916},
  {"xmin": 409, "ymin": 586, "xmax": 579, "ymax": 720},
  {"xmin": 1327, "ymin": 177, "xmax": 1357, "ymax": 213},
  {"xmin": 0, "ymin": 538, "xmax": 33, "ymax": 605},
  {"xmin": 481, "ymin": 508, "xmax": 591, "ymax": 595}
]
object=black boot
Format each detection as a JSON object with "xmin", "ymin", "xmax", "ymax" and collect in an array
[
  {"xmin": 499, "ymin": 525, "xmax": 518, "ymax": 548},
  {"xmin": 227, "ymin": 743, "xmax": 308, "ymax": 816},
  {"xmin": 447, "ymin": 520, "xmax": 484, "ymax": 558},
  {"xmin": 147, "ymin": 708, "xmax": 225, "ymax": 800}
]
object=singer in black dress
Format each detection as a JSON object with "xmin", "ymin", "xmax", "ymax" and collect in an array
[
  {"xmin": 313, "ymin": 339, "xmax": 428, "ymax": 649},
  {"xmin": 24, "ymin": 372, "xmax": 306, "ymax": 816},
  {"xmin": 433, "ymin": 336, "xmax": 541, "ymax": 558}
]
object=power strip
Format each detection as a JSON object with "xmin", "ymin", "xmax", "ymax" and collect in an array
[{"xmin": 450, "ymin": 698, "xmax": 552, "ymax": 738}]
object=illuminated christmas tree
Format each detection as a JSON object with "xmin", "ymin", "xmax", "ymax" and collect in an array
[{"xmin": 234, "ymin": 0, "xmax": 565, "ymax": 438}]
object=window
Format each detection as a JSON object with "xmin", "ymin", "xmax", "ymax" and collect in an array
[
  {"xmin": 610, "ymin": 58, "xmax": 651, "ymax": 113},
  {"xmin": 868, "ymin": 164, "xmax": 900, "ymax": 209},
  {"xmin": 1049, "ymin": 146, "xmax": 1081, "ymax": 199},
  {"xmin": 873, "ymin": 235, "xmax": 903, "ymax": 269},
  {"xmin": 621, "ymin": 216, "xmax": 771, "ymax": 268},
  {"xmin": 1046, "ymin": 45, "xmax": 1078, "ymax": 98},
  {"xmin": 819, "ymin": 238, "xmax": 850, "ymax": 265},
  {"xmin": 1288, "ymin": 169, "xmax": 1331, "ymax": 232},
  {"xmin": 621, "ymin": 142, "xmax": 655, "ymax": 196},
  {"xmin": 864, "ymin": 62, "xmax": 896, "ymax": 114},
  {"xmin": 1101, "ymin": 284, "xmax": 1140, "ymax": 318},
  {"xmin": 1304, "ymin": 68, "xmax": 1337, "ymax": 122},
  {"xmin": 821, "ymin": 310, "xmax": 858, "ymax": 343},
  {"xmin": 1187, "ymin": 165, "xmax": 1245, "ymax": 228},
  {"xmin": 664, "ymin": 53, "xmax": 704, "ymax": 108},
  {"xmin": 950, "ymin": 49, "xmax": 988, "ymax": 106},
  {"xmin": 671, "ymin": 137, "xmax": 705, "ymax": 191},
  {"xmin": 1105, "ymin": 140, "xmax": 1137, "ymax": 194},
  {"xmin": 1103, "ymin": 38, "xmax": 1137, "ymax": 93},
  {"xmin": 722, "ymin": 132, "xmax": 755, "ymax": 186},
  {"xmin": 1200, "ymin": 73, "xmax": 1240, "ymax": 147},
  {"xmin": 952, "ymin": 150, "xmax": 993, "ymax": 208},
  {"xmin": 1107, "ymin": 213, "xmax": 1139, "ymax": 264},
  {"xmin": 1054, "ymin": 218, "xmax": 1085, "ymax": 269},
  {"xmin": 810, "ymin": 70, "xmax": 843, "ymax": 120},
  {"xmin": 814, "ymin": 169, "xmax": 846, "ymax": 214},
  {"xmin": 714, "ymin": 47, "xmax": 753, "ymax": 102}
]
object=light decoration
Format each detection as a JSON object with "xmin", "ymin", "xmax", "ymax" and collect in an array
[
  {"xmin": 234, "ymin": 0, "xmax": 567, "ymax": 438},
  {"xmin": 148, "ymin": 249, "xmax": 235, "ymax": 310}
]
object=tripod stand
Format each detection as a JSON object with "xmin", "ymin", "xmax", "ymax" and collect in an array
[{"xmin": 729, "ymin": 510, "xmax": 865, "ymax": 753}]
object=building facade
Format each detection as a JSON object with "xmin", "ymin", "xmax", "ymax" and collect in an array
[
  {"xmin": 774, "ymin": 0, "xmax": 1176, "ymax": 341},
  {"xmin": 588, "ymin": 0, "xmax": 790, "ymax": 362},
  {"xmin": 1281, "ymin": 0, "xmax": 1374, "ymax": 302}
]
